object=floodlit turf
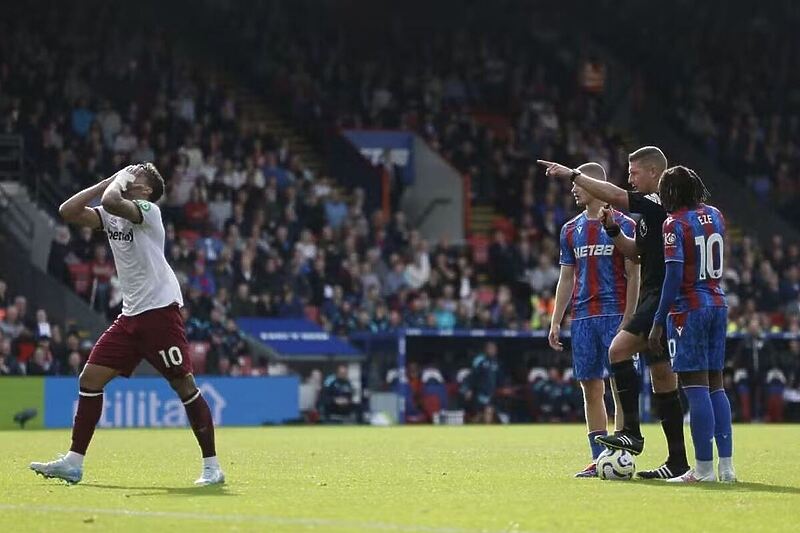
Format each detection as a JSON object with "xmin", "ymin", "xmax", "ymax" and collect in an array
[{"xmin": 1, "ymin": 424, "xmax": 798, "ymax": 533}]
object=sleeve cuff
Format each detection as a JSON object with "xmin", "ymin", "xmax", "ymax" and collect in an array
[
  {"xmin": 133, "ymin": 202, "xmax": 144, "ymax": 224},
  {"xmin": 93, "ymin": 207, "xmax": 104, "ymax": 230}
]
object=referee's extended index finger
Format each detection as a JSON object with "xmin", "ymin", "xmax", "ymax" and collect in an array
[{"xmin": 536, "ymin": 159, "xmax": 555, "ymax": 167}]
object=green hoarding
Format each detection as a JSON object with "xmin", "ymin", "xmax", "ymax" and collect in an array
[{"xmin": 0, "ymin": 377, "xmax": 45, "ymax": 430}]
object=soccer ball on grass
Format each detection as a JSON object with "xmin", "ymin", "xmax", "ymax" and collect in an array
[{"xmin": 596, "ymin": 448, "xmax": 635, "ymax": 480}]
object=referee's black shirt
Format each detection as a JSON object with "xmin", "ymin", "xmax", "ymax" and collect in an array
[{"xmin": 628, "ymin": 191, "xmax": 668, "ymax": 296}]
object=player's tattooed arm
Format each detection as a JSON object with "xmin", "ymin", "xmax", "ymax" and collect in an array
[
  {"xmin": 548, "ymin": 265, "xmax": 575, "ymax": 351},
  {"xmin": 536, "ymin": 159, "xmax": 630, "ymax": 209},
  {"xmin": 620, "ymin": 259, "xmax": 640, "ymax": 331},
  {"xmin": 101, "ymin": 166, "xmax": 145, "ymax": 223},
  {"xmin": 58, "ymin": 175, "xmax": 116, "ymax": 228}
]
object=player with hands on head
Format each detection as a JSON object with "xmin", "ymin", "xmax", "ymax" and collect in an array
[{"xmin": 29, "ymin": 163, "xmax": 224, "ymax": 486}]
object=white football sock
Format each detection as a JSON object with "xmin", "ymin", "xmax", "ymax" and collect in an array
[
  {"xmin": 65, "ymin": 451, "xmax": 84, "ymax": 467},
  {"xmin": 718, "ymin": 456, "xmax": 734, "ymax": 472},
  {"xmin": 696, "ymin": 459, "xmax": 714, "ymax": 478},
  {"xmin": 203, "ymin": 456, "xmax": 220, "ymax": 468}
]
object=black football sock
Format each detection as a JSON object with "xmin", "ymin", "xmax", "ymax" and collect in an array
[
  {"xmin": 653, "ymin": 390, "xmax": 688, "ymax": 467},
  {"xmin": 611, "ymin": 360, "xmax": 642, "ymax": 439}
]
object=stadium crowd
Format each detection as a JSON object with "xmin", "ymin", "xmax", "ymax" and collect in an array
[
  {"xmin": 572, "ymin": 0, "xmax": 800, "ymax": 225},
  {"xmin": 1, "ymin": 1, "xmax": 799, "ymax": 422}
]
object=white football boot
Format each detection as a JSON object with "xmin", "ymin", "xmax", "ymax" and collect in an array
[
  {"xmin": 195, "ymin": 464, "xmax": 225, "ymax": 486},
  {"xmin": 30, "ymin": 454, "xmax": 82, "ymax": 484},
  {"xmin": 666, "ymin": 468, "xmax": 717, "ymax": 483},
  {"xmin": 718, "ymin": 466, "xmax": 737, "ymax": 483}
]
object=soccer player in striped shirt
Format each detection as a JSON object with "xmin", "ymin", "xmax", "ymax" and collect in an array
[
  {"xmin": 648, "ymin": 166, "xmax": 735, "ymax": 483},
  {"xmin": 549, "ymin": 163, "xmax": 640, "ymax": 477}
]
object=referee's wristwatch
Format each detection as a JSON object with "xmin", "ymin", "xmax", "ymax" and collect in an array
[{"xmin": 569, "ymin": 168, "xmax": 581, "ymax": 182}]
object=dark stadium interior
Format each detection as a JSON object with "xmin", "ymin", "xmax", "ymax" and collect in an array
[{"xmin": 1, "ymin": 0, "xmax": 799, "ymax": 426}]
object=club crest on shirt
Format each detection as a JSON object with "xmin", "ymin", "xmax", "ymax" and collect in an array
[{"xmin": 134, "ymin": 199, "xmax": 151, "ymax": 212}]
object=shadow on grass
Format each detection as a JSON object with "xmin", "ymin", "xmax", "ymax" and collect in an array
[
  {"xmin": 637, "ymin": 479, "xmax": 800, "ymax": 495},
  {"xmin": 80, "ymin": 483, "xmax": 235, "ymax": 497}
]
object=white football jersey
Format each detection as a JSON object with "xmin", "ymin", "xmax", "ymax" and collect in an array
[{"xmin": 95, "ymin": 200, "xmax": 183, "ymax": 316}]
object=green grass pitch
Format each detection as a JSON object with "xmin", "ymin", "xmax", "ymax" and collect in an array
[{"xmin": 1, "ymin": 424, "xmax": 798, "ymax": 533}]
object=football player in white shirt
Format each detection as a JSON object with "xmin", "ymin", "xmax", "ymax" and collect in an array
[{"xmin": 30, "ymin": 163, "xmax": 224, "ymax": 486}]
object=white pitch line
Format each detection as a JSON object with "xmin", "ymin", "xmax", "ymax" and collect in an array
[{"xmin": 0, "ymin": 503, "xmax": 535, "ymax": 533}]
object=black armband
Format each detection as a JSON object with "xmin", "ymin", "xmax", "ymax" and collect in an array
[{"xmin": 604, "ymin": 224, "xmax": 621, "ymax": 238}]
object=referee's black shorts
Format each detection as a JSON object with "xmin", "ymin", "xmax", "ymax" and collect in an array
[{"xmin": 622, "ymin": 288, "xmax": 670, "ymax": 364}]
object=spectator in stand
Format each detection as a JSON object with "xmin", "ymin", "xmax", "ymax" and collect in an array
[
  {"xmin": 71, "ymin": 227, "xmax": 97, "ymax": 263},
  {"xmin": 222, "ymin": 318, "xmax": 247, "ymax": 358},
  {"xmin": 324, "ymin": 189, "xmax": 348, "ymax": 230},
  {"xmin": 0, "ymin": 306, "xmax": 26, "ymax": 339},
  {"xmin": 319, "ymin": 364, "xmax": 356, "ymax": 422},
  {"xmin": 62, "ymin": 350, "xmax": 84, "ymax": 376},
  {"xmin": 1, "ymin": 334, "xmax": 24, "ymax": 375},
  {"xmin": 184, "ymin": 185, "xmax": 210, "ymax": 231},
  {"xmin": 13, "ymin": 296, "xmax": 33, "ymax": 331},
  {"xmin": 60, "ymin": 332, "xmax": 82, "ymax": 369},
  {"xmin": 26, "ymin": 344, "xmax": 56, "ymax": 376},
  {"xmin": 90, "ymin": 245, "xmax": 115, "ymax": 313},
  {"xmin": 489, "ymin": 230, "xmax": 518, "ymax": 286},
  {"xmin": 461, "ymin": 341, "xmax": 501, "ymax": 424},
  {"xmin": 48, "ymin": 226, "xmax": 76, "ymax": 285},
  {"xmin": 33, "ymin": 309, "xmax": 52, "ymax": 340},
  {"xmin": 230, "ymin": 283, "xmax": 256, "ymax": 317},
  {"xmin": 278, "ymin": 287, "xmax": 304, "ymax": 318},
  {"xmin": 188, "ymin": 262, "xmax": 217, "ymax": 297}
]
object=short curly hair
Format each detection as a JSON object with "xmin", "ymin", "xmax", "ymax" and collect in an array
[{"xmin": 135, "ymin": 162, "xmax": 165, "ymax": 203}]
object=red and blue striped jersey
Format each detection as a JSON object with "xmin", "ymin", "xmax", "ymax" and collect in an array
[
  {"xmin": 559, "ymin": 210, "xmax": 635, "ymax": 320},
  {"xmin": 662, "ymin": 203, "xmax": 727, "ymax": 312}
]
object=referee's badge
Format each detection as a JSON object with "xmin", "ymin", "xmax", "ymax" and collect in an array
[{"xmin": 639, "ymin": 218, "xmax": 647, "ymax": 236}]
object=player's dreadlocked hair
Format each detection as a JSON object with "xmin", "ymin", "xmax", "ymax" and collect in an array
[
  {"xmin": 658, "ymin": 165, "xmax": 710, "ymax": 213},
  {"xmin": 135, "ymin": 162, "xmax": 165, "ymax": 202}
]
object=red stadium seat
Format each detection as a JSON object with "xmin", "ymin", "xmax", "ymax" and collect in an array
[
  {"xmin": 469, "ymin": 234, "xmax": 489, "ymax": 265},
  {"xmin": 178, "ymin": 230, "xmax": 201, "ymax": 248},
  {"xmin": 17, "ymin": 340, "xmax": 35, "ymax": 363},
  {"xmin": 68, "ymin": 262, "xmax": 92, "ymax": 297},
  {"xmin": 304, "ymin": 305, "xmax": 320, "ymax": 323},
  {"xmin": 476, "ymin": 286, "xmax": 496, "ymax": 306},
  {"xmin": 422, "ymin": 394, "xmax": 441, "ymax": 419},
  {"xmin": 492, "ymin": 216, "xmax": 515, "ymax": 242}
]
